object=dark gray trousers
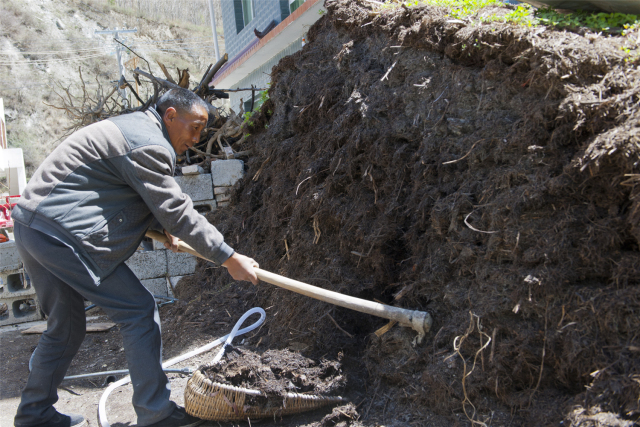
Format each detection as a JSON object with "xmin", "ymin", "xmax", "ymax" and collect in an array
[{"xmin": 13, "ymin": 222, "xmax": 175, "ymax": 427}]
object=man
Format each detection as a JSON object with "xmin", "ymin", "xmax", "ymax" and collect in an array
[{"xmin": 12, "ymin": 88, "xmax": 258, "ymax": 427}]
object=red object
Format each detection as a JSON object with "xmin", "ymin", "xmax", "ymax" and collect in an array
[{"xmin": 0, "ymin": 195, "xmax": 19, "ymax": 229}]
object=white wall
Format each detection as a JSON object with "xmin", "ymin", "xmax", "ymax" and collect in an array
[{"xmin": 0, "ymin": 148, "xmax": 27, "ymax": 196}]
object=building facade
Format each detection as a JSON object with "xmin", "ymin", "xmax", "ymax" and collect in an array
[{"xmin": 214, "ymin": 0, "xmax": 325, "ymax": 113}]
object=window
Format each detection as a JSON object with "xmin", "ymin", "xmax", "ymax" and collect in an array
[
  {"xmin": 289, "ymin": 0, "xmax": 305, "ymax": 13},
  {"xmin": 233, "ymin": 0, "xmax": 254, "ymax": 33},
  {"xmin": 242, "ymin": 0, "xmax": 254, "ymax": 26}
]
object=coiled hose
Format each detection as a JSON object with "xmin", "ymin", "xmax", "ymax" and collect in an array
[{"xmin": 98, "ymin": 307, "xmax": 266, "ymax": 427}]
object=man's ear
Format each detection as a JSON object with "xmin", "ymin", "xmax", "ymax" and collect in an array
[{"xmin": 163, "ymin": 106, "xmax": 177, "ymax": 124}]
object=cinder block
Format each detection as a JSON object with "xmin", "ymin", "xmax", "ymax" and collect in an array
[
  {"xmin": 0, "ymin": 261, "xmax": 22, "ymax": 277},
  {"xmin": 0, "ymin": 268, "xmax": 34, "ymax": 298},
  {"xmin": 214, "ymin": 186, "xmax": 231, "ymax": 195},
  {"xmin": 0, "ymin": 240, "xmax": 21, "ymax": 272},
  {"xmin": 210, "ymin": 160, "xmax": 244, "ymax": 187},
  {"xmin": 214, "ymin": 186, "xmax": 232, "ymax": 202},
  {"xmin": 167, "ymin": 251, "xmax": 197, "ymax": 277},
  {"xmin": 193, "ymin": 199, "xmax": 217, "ymax": 214},
  {"xmin": 174, "ymin": 173, "xmax": 214, "ymax": 201},
  {"xmin": 140, "ymin": 278, "xmax": 169, "ymax": 297},
  {"xmin": 181, "ymin": 165, "xmax": 205, "ymax": 175},
  {"xmin": 217, "ymin": 201, "xmax": 231, "ymax": 208},
  {"xmin": 0, "ymin": 293, "xmax": 43, "ymax": 326},
  {"xmin": 216, "ymin": 192, "xmax": 231, "ymax": 202},
  {"xmin": 126, "ymin": 250, "xmax": 167, "ymax": 280}
]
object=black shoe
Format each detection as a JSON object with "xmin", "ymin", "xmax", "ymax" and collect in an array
[
  {"xmin": 146, "ymin": 406, "xmax": 203, "ymax": 427},
  {"xmin": 25, "ymin": 412, "xmax": 86, "ymax": 427}
]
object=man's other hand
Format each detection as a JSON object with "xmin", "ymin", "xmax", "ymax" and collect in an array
[
  {"xmin": 163, "ymin": 229, "xmax": 180, "ymax": 252},
  {"xmin": 222, "ymin": 253, "xmax": 260, "ymax": 285}
]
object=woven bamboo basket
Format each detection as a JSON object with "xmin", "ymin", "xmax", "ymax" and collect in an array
[{"xmin": 184, "ymin": 369, "xmax": 345, "ymax": 421}]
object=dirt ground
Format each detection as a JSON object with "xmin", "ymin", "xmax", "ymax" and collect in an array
[
  {"xmin": 0, "ymin": 308, "xmax": 361, "ymax": 427},
  {"xmin": 4, "ymin": 1, "xmax": 640, "ymax": 426}
]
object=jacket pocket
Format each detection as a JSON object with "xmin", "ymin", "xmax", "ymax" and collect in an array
[
  {"xmin": 80, "ymin": 200, "xmax": 152, "ymax": 273},
  {"xmin": 85, "ymin": 211, "xmax": 127, "ymax": 243}
]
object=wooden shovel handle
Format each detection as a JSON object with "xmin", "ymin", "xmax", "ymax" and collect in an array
[{"xmin": 145, "ymin": 230, "xmax": 432, "ymax": 342}]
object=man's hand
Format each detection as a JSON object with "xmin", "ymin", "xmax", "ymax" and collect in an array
[
  {"xmin": 222, "ymin": 253, "xmax": 260, "ymax": 285},
  {"xmin": 163, "ymin": 229, "xmax": 180, "ymax": 253}
]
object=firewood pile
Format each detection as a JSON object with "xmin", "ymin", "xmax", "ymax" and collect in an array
[{"xmin": 47, "ymin": 53, "xmax": 253, "ymax": 172}]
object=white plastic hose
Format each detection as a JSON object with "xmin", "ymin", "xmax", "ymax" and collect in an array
[{"xmin": 98, "ymin": 307, "xmax": 266, "ymax": 427}]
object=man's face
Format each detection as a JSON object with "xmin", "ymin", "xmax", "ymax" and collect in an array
[{"xmin": 162, "ymin": 104, "xmax": 208, "ymax": 155}]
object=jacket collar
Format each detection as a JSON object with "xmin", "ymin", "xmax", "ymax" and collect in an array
[{"xmin": 148, "ymin": 106, "xmax": 173, "ymax": 149}]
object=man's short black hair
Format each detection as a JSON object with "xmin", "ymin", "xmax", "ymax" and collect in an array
[{"xmin": 156, "ymin": 88, "xmax": 209, "ymax": 117}]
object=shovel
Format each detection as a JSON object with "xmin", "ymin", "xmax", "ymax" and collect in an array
[{"xmin": 145, "ymin": 230, "xmax": 433, "ymax": 343}]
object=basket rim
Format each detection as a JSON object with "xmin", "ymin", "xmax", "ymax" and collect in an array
[{"xmin": 191, "ymin": 369, "xmax": 345, "ymax": 401}]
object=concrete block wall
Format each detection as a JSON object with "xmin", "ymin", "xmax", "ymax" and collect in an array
[
  {"xmin": 126, "ymin": 250, "xmax": 167, "ymax": 280},
  {"xmin": 1, "ymin": 240, "xmax": 21, "ymax": 272},
  {"xmin": 174, "ymin": 173, "xmax": 217, "ymax": 215},
  {"xmin": 220, "ymin": 0, "xmax": 285, "ymax": 60},
  {"xmin": 211, "ymin": 159, "xmax": 244, "ymax": 207},
  {"xmin": 211, "ymin": 159, "xmax": 244, "ymax": 186},
  {"xmin": 174, "ymin": 174, "xmax": 214, "ymax": 201},
  {"xmin": 0, "ymin": 291, "xmax": 42, "ymax": 326},
  {"xmin": 0, "ymin": 244, "xmax": 43, "ymax": 325},
  {"xmin": 167, "ymin": 251, "xmax": 197, "ymax": 277},
  {"xmin": 1, "ymin": 267, "xmax": 31, "ymax": 297}
]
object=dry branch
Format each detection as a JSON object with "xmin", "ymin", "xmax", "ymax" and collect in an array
[
  {"xmin": 194, "ymin": 52, "xmax": 228, "ymax": 96},
  {"xmin": 156, "ymin": 60, "xmax": 176, "ymax": 84},
  {"xmin": 49, "ymin": 58, "xmax": 253, "ymax": 171}
]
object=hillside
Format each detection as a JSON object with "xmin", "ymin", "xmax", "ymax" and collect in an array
[{"xmin": 0, "ymin": 0, "xmax": 222, "ymax": 176}]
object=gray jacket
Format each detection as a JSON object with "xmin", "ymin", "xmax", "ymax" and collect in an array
[{"xmin": 13, "ymin": 108, "xmax": 234, "ymax": 284}]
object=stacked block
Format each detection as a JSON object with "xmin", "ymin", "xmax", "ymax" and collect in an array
[
  {"xmin": 1, "ymin": 240, "xmax": 43, "ymax": 326},
  {"xmin": 211, "ymin": 159, "xmax": 244, "ymax": 208},
  {"xmin": 174, "ymin": 173, "xmax": 217, "ymax": 214}
]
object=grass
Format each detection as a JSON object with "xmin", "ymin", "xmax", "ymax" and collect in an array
[
  {"xmin": 535, "ymin": 8, "xmax": 640, "ymax": 31},
  {"xmin": 620, "ymin": 22, "xmax": 640, "ymax": 62},
  {"xmin": 378, "ymin": 0, "xmax": 640, "ymax": 32}
]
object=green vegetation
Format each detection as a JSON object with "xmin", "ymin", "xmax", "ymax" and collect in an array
[
  {"xmin": 398, "ymin": 0, "xmax": 501, "ymax": 9},
  {"xmin": 621, "ymin": 22, "xmax": 640, "ymax": 62},
  {"xmin": 536, "ymin": 8, "xmax": 640, "ymax": 31},
  {"xmin": 379, "ymin": 0, "xmax": 640, "ymax": 32},
  {"xmin": 242, "ymin": 86, "xmax": 271, "ymax": 128}
]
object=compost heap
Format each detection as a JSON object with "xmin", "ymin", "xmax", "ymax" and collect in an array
[
  {"xmin": 165, "ymin": 1, "xmax": 640, "ymax": 425},
  {"xmin": 201, "ymin": 347, "xmax": 345, "ymax": 399}
]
